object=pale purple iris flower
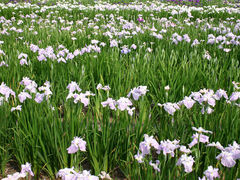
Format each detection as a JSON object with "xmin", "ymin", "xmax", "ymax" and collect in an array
[
  {"xmin": 225, "ymin": 141, "xmax": 240, "ymax": 160},
  {"xmin": 121, "ymin": 46, "xmax": 131, "ymax": 54},
  {"xmin": 67, "ymin": 92, "xmax": 93, "ymax": 107},
  {"xmin": 96, "ymin": 83, "xmax": 103, "ymax": 90},
  {"xmin": 21, "ymin": 162, "xmax": 34, "ymax": 177},
  {"xmin": 11, "ymin": 105, "xmax": 22, "ymax": 112},
  {"xmin": 189, "ymin": 133, "xmax": 209, "ymax": 148},
  {"xmin": 180, "ymin": 96, "xmax": 196, "ymax": 109},
  {"xmin": 75, "ymin": 170, "xmax": 99, "ymax": 180},
  {"xmin": 127, "ymin": 86, "xmax": 148, "ymax": 100},
  {"xmin": 56, "ymin": 168, "xmax": 98, "ymax": 180},
  {"xmin": 127, "ymin": 107, "xmax": 135, "ymax": 116},
  {"xmin": 149, "ymin": 160, "xmax": 160, "ymax": 172},
  {"xmin": 56, "ymin": 167, "xmax": 75, "ymax": 180},
  {"xmin": 72, "ymin": 93, "xmax": 89, "ymax": 106},
  {"xmin": 18, "ymin": 91, "xmax": 32, "ymax": 103},
  {"xmin": 20, "ymin": 58, "xmax": 28, "ymax": 65},
  {"xmin": 18, "ymin": 53, "xmax": 28, "ymax": 59},
  {"xmin": 2, "ymin": 172, "xmax": 26, "ymax": 180},
  {"xmin": 101, "ymin": 97, "xmax": 135, "ymax": 116},
  {"xmin": 207, "ymin": 141, "xmax": 239, "ymax": 168},
  {"xmin": 159, "ymin": 139, "xmax": 180, "ymax": 157},
  {"xmin": 134, "ymin": 151, "xmax": 144, "ymax": 163},
  {"xmin": 110, "ymin": 39, "xmax": 118, "ymax": 47},
  {"xmin": 101, "ymin": 85, "xmax": 111, "ymax": 91},
  {"xmin": 66, "ymin": 82, "xmax": 94, "ymax": 107},
  {"xmin": 131, "ymin": 44, "xmax": 137, "ymax": 49},
  {"xmin": 145, "ymin": 134, "xmax": 159, "ymax": 150},
  {"xmin": 117, "ymin": 97, "xmax": 132, "ymax": 111},
  {"xmin": 2, "ymin": 162, "xmax": 34, "ymax": 180},
  {"xmin": 232, "ymin": 81, "xmax": 240, "ymax": 90},
  {"xmin": 159, "ymin": 102, "xmax": 180, "ymax": 116},
  {"xmin": 198, "ymin": 90, "xmax": 216, "ymax": 107},
  {"xmin": 57, "ymin": 57, "xmax": 66, "ymax": 63},
  {"xmin": 66, "ymin": 53, "xmax": 74, "ymax": 60},
  {"xmin": 20, "ymin": 77, "xmax": 37, "ymax": 94},
  {"xmin": 35, "ymin": 93, "xmax": 45, "ymax": 103},
  {"xmin": 216, "ymin": 151, "xmax": 236, "ymax": 167},
  {"xmin": 229, "ymin": 92, "xmax": 240, "ymax": 101},
  {"xmin": 207, "ymin": 142, "xmax": 224, "ymax": 151},
  {"xmin": 37, "ymin": 54, "xmax": 47, "ymax": 61},
  {"xmin": 33, "ymin": 81, "xmax": 52, "ymax": 103},
  {"xmin": 191, "ymin": 39, "xmax": 200, "ymax": 47},
  {"xmin": 203, "ymin": 166, "xmax": 219, "ymax": 180},
  {"xmin": 101, "ymin": 98, "xmax": 117, "ymax": 110},
  {"xmin": 180, "ymin": 146, "xmax": 192, "ymax": 154},
  {"xmin": 190, "ymin": 91, "xmax": 202, "ymax": 102},
  {"xmin": 30, "ymin": 44, "xmax": 39, "ymax": 52},
  {"xmin": 139, "ymin": 141, "xmax": 151, "ymax": 156},
  {"xmin": 192, "ymin": 127, "xmax": 212, "ymax": 134},
  {"xmin": 98, "ymin": 171, "xmax": 111, "ymax": 180},
  {"xmin": 67, "ymin": 137, "xmax": 86, "ymax": 154},
  {"xmin": 201, "ymin": 106, "xmax": 214, "ymax": 114},
  {"xmin": 38, "ymin": 81, "xmax": 52, "ymax": 100},
  {"xmin": 74, "ymin": 49, "xmax": 81, "ymax": 56},
  {"xmin": 215, "ymin": 89, "xmax": 228, "ymax": 100},
  {"xmin": 20, "ymin": 77, "xmax": 33, "ymax": 86},
  {"xmin": 138, "ymin": 134, "xmax": 160, "ymax": 156},
  {"xmin": 176, "ymin": 154, "xmax": 195, "ymax": 173},
  {"xmin": 183, "ymin": 34, "xmax": 191, "ymax": 43},
  {"xmin": 0, "ymin": 61, "xmax": 8, "ymax": 67},
  {"xmin": 0, "ymin": 82, "xmax": 15, "ymax": 101},
  {"xmin": 97, "ymin": 83, "xmax": 111, "ymax": 91}
]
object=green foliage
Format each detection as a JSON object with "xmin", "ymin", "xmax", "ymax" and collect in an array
[{"xmin": 0, "ymin": 0, "xmax": 239, "ymax": 179}]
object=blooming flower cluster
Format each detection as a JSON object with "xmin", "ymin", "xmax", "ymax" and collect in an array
[
  {"xmin": 2, "ymin": 162, "xmax": 34, "ymax": 180},
  {"xmin": 101, "ymin": 86, "xmax": 148, "ymax": 116},
  {"xmin": 56, "ymin": 168, "xmax": 112, "ymax": 180},
  {"xmin": 0, "ymin": 0, "xmax": 238, "ymax": 71},
  {"xmin": 127, "ymin": 86, "xmax": 148, "ymax": 100},
  {"xmin": 29, "ymin": 42, "xmax": 102, "ymax": 64},
  {"xmin": 1, "ymin": 78, "xmax": 239, "ymax": 117},
  {"xmin": 57, "ymin": 168, "xmax": 99, "ymax": 180},
  {"xmin": 18, "ymin": 53, "xmax": 28, "ymax": 66},
  {"xmin": 210, "ymin": 141, "xmax": 240, "ymax": 168},
  {"xmin": 101, "ymin": 97, "xmax": 135, "ymax": 116},
  {"xmin": 189, "ymin": 127, "xmax": 212, "ymax": 148},
  {"xmin": 57, "ymin": 136, "xmax": 111, "ymax": 180},
  {"xmin": 0, "ymin": 82, "xmax": 15, "ymax": 103},
  {"xmin": 20, "ymin": 77, "xmax": 52, "ymax": 104},
  {"xmin": 66, "ymin": 81, "xmax": 95, "ymax": 107},
  {"xmin": 201, "ymin": 166, "xmax": 220, "ymax": 180},
  {"xmin": 96, "ymin": 83, "xmax": 111, "ymax": 91},
  {"xmin": 158, "ymin": 86, "xmax": 240, "ymax": 116},
  {"xmin": 135, "ymin": 127, "xmax": 240, "ymax": 178},
  {"xmin": 0, "ymin": 77, "xmax": 53, "ymax": 112}
]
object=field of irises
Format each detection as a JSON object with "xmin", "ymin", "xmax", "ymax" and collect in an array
[{"xmin": 0, "ymin": 0, "xmax": 240, "ymax": 179}]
